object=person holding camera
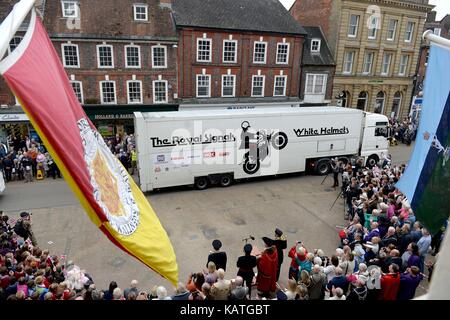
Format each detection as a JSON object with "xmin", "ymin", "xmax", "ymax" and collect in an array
[
  {"xmin": 330, "ymin": 158, "xmax": 340, "ymax": 189},
  {"xmin": 14, "ymin": 212, "xmax": 37, "ymax": 246}
]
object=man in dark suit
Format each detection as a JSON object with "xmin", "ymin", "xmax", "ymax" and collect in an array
[
  {"xmin": 237, "ymin": 243, "xmax": 257, "ymax": 298},
  {"xmin": 207, "ymin": 239, "xmax": 227, "ymax": 271},
  {"xmin": 272, "ymin": 228, "xmax": 287, "ymax": 281}
]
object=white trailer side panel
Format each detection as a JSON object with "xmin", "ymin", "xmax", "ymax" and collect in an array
[{"xmin": 135, "ymin": 108, "xmax": 364, "ymax": 191}]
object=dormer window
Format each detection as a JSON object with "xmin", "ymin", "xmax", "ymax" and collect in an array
[
  {"xmin": 134, "ymin": 4, "xmax": 148, "ymax": 21},
  {"xmin": 61, "ymin": 1, "xmax": 79, "ymax": 18},
  {"xmin": 311, "ymin": 39, "xmax": 321, "ymax": 53}
]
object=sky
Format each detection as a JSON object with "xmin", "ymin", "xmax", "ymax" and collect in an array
[{"xmin": 279, "ymin": 0, "xmax": 450, "ymax": 20}]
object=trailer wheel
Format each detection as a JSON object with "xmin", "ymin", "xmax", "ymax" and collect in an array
[
  {"xmin": 271, "ymin": 132, "xmax": 288, "ymax": 150},
  {"xmin": 243, "ymin": 158, "xmax": 260, "ymax": 175},
  {"xmin": 366, "ymin": 155, "xmax": 379, "ymax": 168},
  {"xmin": 219, "ymin": 174, "xmax": 233, "ymax": 187},
  {"xmin": 194, "ymin": 177, "xmax": 209, "ymax": 190},
  {"xmin": 315, "ymin": 159, "xmax": 330, "ymax": 175}
]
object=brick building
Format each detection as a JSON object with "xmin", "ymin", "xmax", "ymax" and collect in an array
[
  {"xmin": 300, "ymin": 26, "xmax": 335, "ymax": 106},
  {"xmin": 1, "ymin": 0, "xmax": 178, "ymax": 139},
  {"xmin": 0, "ymin": 0, "xmax": 46, "ymax": 143},
  {"xmin": 44, "ymin": 0, "xmax": 179, "ymax": 135},
  {"xmin": 290, "ymin": 0, "xmax": 433, "ymax": 119},
  {"xmin": 172, "ymin": 0, "xmax": 306, "ymax": 106}
]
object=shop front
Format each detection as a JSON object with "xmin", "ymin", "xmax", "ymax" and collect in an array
[
  {"xmin": 0, "ymin": 112, "xmax": 41, "ymax": 147},
  {"xmin": 84, "ymin": 105, "xmax": 178, "ymax": 138}
]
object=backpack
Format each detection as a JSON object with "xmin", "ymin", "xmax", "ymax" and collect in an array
[{"xmin": 14, "ymin": 219, "xmax": 28, "ymax": 238}]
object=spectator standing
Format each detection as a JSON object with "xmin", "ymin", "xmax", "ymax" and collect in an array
[
  {"xmin": 417, "ymin": 228, "xmax": 431, "ymax": 273},
  {"xmin": 236, "ymin": 244, "xmax": 256, "ymax": 298},
  {"xmin": 379, "ymin": 264, "xmax": 400, "ymax": 300},
  {"xmin": 207, "ymin": 239, "xmax": 227, "ymax": 271},
  {"xmin": 256, "ymin": 237, "xmax": 278, "ymax": 299}
]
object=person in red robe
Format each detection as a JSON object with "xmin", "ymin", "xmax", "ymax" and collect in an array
[
  {"xmin": 256, "ymin": 237, "xmax": 278, "ymax": 299},
  {"xmin": 379, "ymin": 263, "xmax": 401, "ymax": 300}
]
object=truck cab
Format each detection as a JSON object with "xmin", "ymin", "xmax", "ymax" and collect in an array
[{"xmin": 360, "ymin": 113, "xmax": 390, "ymax": 167}]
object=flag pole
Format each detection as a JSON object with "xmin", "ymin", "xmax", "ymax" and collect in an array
[
  {"xmin": 423, "ymin": 30, "xmax": 450, "ymax": 49},
  {"xmin": 0, "ymin": 0, "xmax": 37, "ymax": 60}
]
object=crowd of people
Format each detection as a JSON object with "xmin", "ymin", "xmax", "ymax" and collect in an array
[
  {"xmin": 388, "ymin": 117, "xmax": 418, "ymax": 146},
  {"xmin": 0, "ymin": 135, "xmax": 60, "ymax": 183},
  {"xmin": 0, "ymin": 132, "xmax": 138, "ymax": 184},
  {"xmin": 1, "ymin": 153, "xmax": 447, "ymax": 301},
  {"xmin": 103, "ymin": 133, "xmax": 137, "ymax": 175}
]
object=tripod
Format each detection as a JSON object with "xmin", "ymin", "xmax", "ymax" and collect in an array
[
  {"xmin": 321, "ymin": 173, "xmax": 329, "ymax": 185},
  {"xmin": 329, "ymin": 190, "xmax": 343, "ymax": 210}
]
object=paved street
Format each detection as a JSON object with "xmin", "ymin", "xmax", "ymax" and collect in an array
[{"xmin": 0, "ymin": 144, "xmax": 414, "ymax": 291}]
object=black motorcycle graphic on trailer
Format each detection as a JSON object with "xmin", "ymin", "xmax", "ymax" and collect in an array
[{"xmin": 239, "ymin": 121, "xmax": 288, "ymax": 175}]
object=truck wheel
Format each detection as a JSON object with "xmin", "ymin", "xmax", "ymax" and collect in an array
[
  {"xmin": 315, "ymin": 159, "xmax": 330, "ymax": 175},
  {"xmin": 271, "ymin": 132, "xmax": 288, "ymax": 150},
  {"xmin": 194, "ymin": 177, "xmax": 209, "ymax": 190},
  {"xmin": 243, "ymin": 158, "xmax": 260, "ymax": 175},
  {"xmin": 219, "ymin": 174, "xmax": 233, "ymax": 187},
  {"xmin": 366, "ymin": 155, "xmax": 379, "ymax": 168}
]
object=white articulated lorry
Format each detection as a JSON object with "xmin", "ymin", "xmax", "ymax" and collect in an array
[{"xmin": 134, "ymin": 107, "xmax": 389, "ymax": 192}]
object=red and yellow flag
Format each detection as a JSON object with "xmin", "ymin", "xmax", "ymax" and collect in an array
[{"xmin": 0, "ymin": 11, "xmax": 178, "ymax": 285}]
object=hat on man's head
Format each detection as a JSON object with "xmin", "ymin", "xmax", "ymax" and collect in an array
[
  {"xmin": 275, "ymin": 228, "xmax": 283, "ymax": 237},
  {"xmin": 262, "ymin": 237, "xmax": 274, "ymax": 247},
  {"xmin": 20, "ymin": 212, "xmax": 30, "ymax": 218},
  {"xmin": 244, "ymin": 244, "xmax": 253, "ymax": 254},
  {"xmin": 212, "ymin": 239, "xmax": 222, "ymax": 250}
]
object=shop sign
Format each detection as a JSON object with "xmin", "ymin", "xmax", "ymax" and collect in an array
[
  {"xmin": 0, "ymin": 113, "xmax": 29, "ymax": 122},
  {"xmin": 94, "ymin": 114, "xmax": 134, "ymax": 120}
]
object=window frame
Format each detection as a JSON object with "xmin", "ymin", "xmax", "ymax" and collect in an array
[
  {"xmin": 273, "ymin": 75, "xmax": 287, "ymax": 97},
  {"xmin": 251, "ymin": 75, "xmax": 265, "ymax": 98},
  {"xmin": 70, "ymin": 80, "xmax": 84, "ymax": 104},
  {"xmin": 61, "ymin": 43, "xmax": 80, "ymax": 68},
  {"xmin": 381, "ymin": 53, "xmax": 392, "ymax": 76},
  {"xmin": 133, "ymin": 4, "xmax": 148, "ymax": 21},
  {"xmin": 222, "ymin": 39, "xmax": 238, "ymax": 64},
  {"xmin": 276, "ymin": 42, "xmax": 290, "ymax": 65},
  {"xmin": 399, "ymin": 55, "xmax": 409, "ymax": 76},
  {"xmin": 343, "ymin": 51, "xmax": 354, "ymax": 74},
  {"xmin": 126, "ymin": 80, "xmax": 143, "ymax": 104},
  {"xmin": 196, "ymin": 74, "xmax": 211, "ymax": 98},
  {"xmin": 387, "ymin": 19, "xmax": 398, "ymax": 41},
  {"xmin": 405, "ymin": 21, "xmax": 415, "ymax": 42},
  {"xmin": 8, "ymin": 36, "xmax": 23, "ymax": 54},
  {"xmin": 197, "ymin": 38, "xmax": 212, "ymax": 63},
  {"xmin": 61, "ymin": 1, "xmax": 79, "ymax": 18},
  {"xmin": 304, "ymin": 73, "xmax": 327, "ymax": 95},
  {"xmin": 368, "ymin": 17, "xmax": 379, "ymax": 40},
  {"xmin": 99, "ymin": 80, "xmax": 117, "ymax": 105},
  {"xmin": 124, "ymin": 45, "xmax": 141, "ymax": 69},
  {"xmin": 310, "ymin": 39, "xmax": 321, "ymax": 53},
  {"xmin": 253, "ymin": 41, "xmax": 268, "ymax": 64},
  {"xmin": 96, "ymin": 44, "xmax": 114, "ymax": 69},
  {"xmin": 221, "ymin": 74, "xmax": 236, "ymax": 98},
  {"xmin": 151, "ymin": 45, "xmax": 168, "ymax": 69},
  {"xmin": 433, "ymin": 28, "xmax": 441, "ymax": 37},
  {"xmin": 152, "ymin": 80, "xmax": 169, "ymax": 104},
  {"xmin": 348, "ymin": 14, "xmax": 359, "ymax": 38},
  {"xmin": 363, "ymin": 52, "xmax": 374, "ymax": 75}
]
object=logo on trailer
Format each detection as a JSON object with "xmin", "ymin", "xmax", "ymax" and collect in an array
[
  {"xmin": 239, "ymin": 121, "xmax": 288, "ymax": 175},
  {"xmin": 78, "ymin": 118, "xmax": 139, "ymax": 236}
]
